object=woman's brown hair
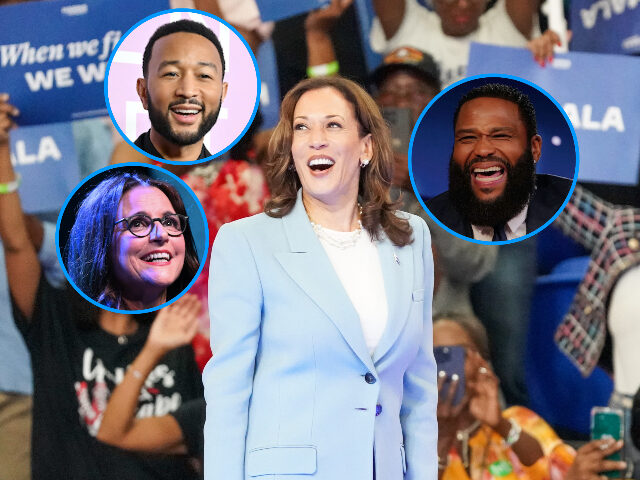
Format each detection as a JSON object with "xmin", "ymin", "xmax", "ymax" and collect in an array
[{"xmin": 264, "ymin": 76, "xmax": 413, "ymax": 247}]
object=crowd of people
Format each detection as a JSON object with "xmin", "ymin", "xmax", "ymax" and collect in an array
[{"xmin": 0, "ymin": 0, "xmax": 637, "ymax": 479}]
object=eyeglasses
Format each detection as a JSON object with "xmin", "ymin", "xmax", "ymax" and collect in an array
[{"xmin": 114, "ymin": 214, "xmax": 188, "ymax": 238}]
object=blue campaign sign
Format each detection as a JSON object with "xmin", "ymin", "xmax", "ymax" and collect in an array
[
  {"xmin": 9, "ymin": 122, "xmax": 80, "ymax": 214},
  {"xmin": 0, "ymin": 0, "xmax": 169, "ymax": 126},
  {"xmin": 570, "ymin": 0, "xmax": 640, "ymax": 55},
  {"xmin": 256, "ymin": 39, "xmax": 281, "ymax": 129},
  {"xmin": 467, "ymin": 44, "xmax": 640, "ymax": 186},
  {"xmin": 255, "ymin": 0, "xmax": 330, "ymax": 22}
]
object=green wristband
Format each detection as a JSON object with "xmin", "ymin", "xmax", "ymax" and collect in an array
[
  {"xmin": 307, "ymin": 60, "xmax": 340, "ymax": 78},
  {"xmin": 0, "ymin": 173, "xmax": 21, "ymax": 194}
]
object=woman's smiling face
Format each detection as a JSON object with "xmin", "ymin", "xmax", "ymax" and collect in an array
[
  {"xmin": 111, "ymin": 185, "xmax": 186, "ymax": 308},
  {"xmin": 291, "ymin": 87, "xmax": 372, "ymax": 208}
]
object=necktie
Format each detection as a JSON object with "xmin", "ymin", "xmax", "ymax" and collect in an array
[{"xmin": 492, "ymin": 224, "xmax": 507, "ymax": 242}]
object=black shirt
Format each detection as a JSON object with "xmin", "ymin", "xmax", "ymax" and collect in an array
[
  {"xmin": 134, "ymin": 130, "xmax": 212, "ymax": 161},
  {"xmin": 14, "ymin": 277, "xmax": 204, "ymax": 480}
]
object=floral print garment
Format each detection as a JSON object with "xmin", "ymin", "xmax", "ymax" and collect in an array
[
  {"xmin": 443, "ymin": 407, "xmax": 575, "ymax": 480},
  {"xmin": 181, "ymin": 159, "xmax": 269, "ymax": 371}
]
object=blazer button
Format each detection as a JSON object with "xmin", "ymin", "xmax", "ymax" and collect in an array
[
  {"xmin": 629, "ymin": 238, "xmax": 639, "ymax": 252},
  {"xmin": 364, "ymin": 372, "xmax": 376, "ymax": 384},
  {"xmin": 376, "ymin": 404, "xmax": 382, "ymax": 416}
]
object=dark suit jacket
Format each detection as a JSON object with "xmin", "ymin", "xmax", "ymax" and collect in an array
[{"xmin": 425, "ymin": 174, "xmax": 572, "ymax": 240}]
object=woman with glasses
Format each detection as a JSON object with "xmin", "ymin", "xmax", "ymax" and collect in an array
[{"xmin": 65, "ymin": 170, "xmax": 200, "ymax": 310}]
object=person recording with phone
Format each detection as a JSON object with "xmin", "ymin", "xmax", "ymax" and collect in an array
[
  {"xmin": 433, "ymin": 313, "xmax": 546, "ymax": 480},
  {"xmin": 433, "ymin": 313, "xmax": 628, "ymax": 480}
]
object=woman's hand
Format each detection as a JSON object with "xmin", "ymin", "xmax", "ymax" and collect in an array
[
  {"xmin": 305, "ymin": 0, "xmax": 353, "ymax": 34},
  {"xmin": 437, "ymin": 370, "xmax": 468, "ymax": 458},
  {"xmin": 467, "ymin": 352, "xmax": 502, "ymax": 429},
  {"xmin": 565, "ymin": 439, "xmax": 626, "ymax": 480},
  {"xmin": 0, "ymin": 94, "xmax": 19, "ymax": 146},
  {"xmin": 146, "ymin": 294, "xmax": 201, "ymax": 356},
  {"xmin": 527, "ymin": 29, "xmax": 572, "ymax": 67},
  {"xmin": 527, "ymin": 29, "xmax": 560, "ymax": 66}
]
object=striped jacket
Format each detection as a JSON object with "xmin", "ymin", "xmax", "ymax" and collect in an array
[{"xmin": 553, "ymin": 185, "xmax": 640, "ymax": 376}]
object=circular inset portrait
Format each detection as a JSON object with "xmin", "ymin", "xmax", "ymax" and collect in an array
[
  {"xmin": 57, "ymin": 164, "xmax": 208, "ymax": 313},
  {"xmin": 105, "ymin": 9, "xmax": 260, "ymax": 165},
  {"xmin": 410, "ymin": 75, "xmax": 578, "ymax": 244}
]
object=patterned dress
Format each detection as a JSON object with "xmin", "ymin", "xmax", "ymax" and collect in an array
[{"xmin": 442, "ymin": 407, "xmax": 575, "ymax": 480}]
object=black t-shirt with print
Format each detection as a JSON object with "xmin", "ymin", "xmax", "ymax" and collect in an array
[{"xmin": 14, "ymin": 277, "xmax": 204, "ymax": 480}]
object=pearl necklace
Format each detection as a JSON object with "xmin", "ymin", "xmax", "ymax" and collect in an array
[
  {"xmin": 311, "ymin": 220, "xmax": 363, "ymax": 249},
  {"xmin": 309, "ymin": 204, "xmax": 363, "ymax": 250}
]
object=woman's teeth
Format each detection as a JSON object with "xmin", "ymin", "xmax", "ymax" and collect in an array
[
  {"xmin": 309, "ymin": 158, "xmax": 335, "ymax": 171},
  {"xmin": 143, "ymin": 252, "xmax": 171, "ymax": 262}
]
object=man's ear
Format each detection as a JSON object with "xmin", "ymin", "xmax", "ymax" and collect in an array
[
  {"xmin": 530, "ymin": 134, "xmax": 542, "ymax": 163},
  {"xmin": 221, "ymin": 82, "xmax": 229, "ymax": 103},
  {"xmin": 136, "ymin": 78, "xmax": 149, "ymax": 111}
]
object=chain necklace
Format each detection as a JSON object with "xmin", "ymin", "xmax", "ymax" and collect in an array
[{"xmin": 456, "ymin": 419, "xmax": 482, "ymax": 469}]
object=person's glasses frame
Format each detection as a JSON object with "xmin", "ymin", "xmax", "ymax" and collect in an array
[{"xmin": 114, "ymin": 213, "xmax": 189, "ymax": 238}]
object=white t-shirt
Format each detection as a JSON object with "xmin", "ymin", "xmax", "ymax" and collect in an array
[
  {"xmin": 370, "ymin": 0, "xmax": 536, "ymax": 86},
  {"xmin": 315, "ymin": 227, "xmax": 389, "ymax": 355},
  {"xmin": 608, "ymin": 265, "xmax": 640, "ymax": 395}
]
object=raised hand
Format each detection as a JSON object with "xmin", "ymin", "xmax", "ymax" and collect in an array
[
  {"xmin": 146, "ymin": 294, "xmax": 201, "ymax": 354},
  {"xmin": 527, "ymin": 29, "xmax": 572, "ymax": 67},
  {"xmin": 467, "ymin": 352, "xmax": 502, "ymax": 429},
  {"xmin": 305, "ymin": 0, "xmax": 353, "ymax": 34},
  {"xmin": 0, "ymin": 94, "xmax": 19, "ymax": 146},
  {"xmin": 437, "ymin": 370, "xmax": 469, "ymax": 459}
]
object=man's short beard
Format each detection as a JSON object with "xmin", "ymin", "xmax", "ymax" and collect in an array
[
  {"xmin": 147, "ymin": 92, "xmax": 222, "ymax": 147},
  {"xmin": 448, "ymin": 149, "xmax": 536, "ymax": 227}
]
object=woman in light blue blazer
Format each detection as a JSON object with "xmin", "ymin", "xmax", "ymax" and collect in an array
[{"xmin": 204, "ymin": 76, "xmax": 437, "ymax": 480}]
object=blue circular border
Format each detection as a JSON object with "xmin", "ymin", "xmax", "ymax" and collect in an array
[
  {"xmin": 408, "ymin": 73, "xmax": 580, "ymax": 245},
  {"xmin": 55, "ymin": 162, "xmax": 210, "ymax": 314},
  {"xmin": 104, "ymin": 8, "xmax": 262, "ymax": 166}
]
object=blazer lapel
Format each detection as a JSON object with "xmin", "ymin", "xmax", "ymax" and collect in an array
[
  {"xmin": 274, "ymin": 192, "xmax": 376, "ymax": 373},
  {"xmin": 372, "ymin": 231, "xmax": 413, "ymax": 364}
]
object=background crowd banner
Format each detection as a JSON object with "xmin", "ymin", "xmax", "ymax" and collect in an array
[
  {"xmin": 467, "ymin": 44, "xmax": 640, "ymax": 186},
  {"xmin": 1, "ymin": 0, "xmax": 169, "ymax": 126},
  {"xmin": 256, "ymin": 40, "xmax": 281, "ymax": 129},
  {"xmin": 570, "ymin": 0, "xmax": 640, "ymax": 55},
  {"xmin": 9, "ymin": 122, "xmax": 80, "ymax": 214},
  {"xmin": 255, "ymin": 0, "xmax": 330, "ymax": 22}
]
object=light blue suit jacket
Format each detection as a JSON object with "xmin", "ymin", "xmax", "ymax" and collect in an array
[{"xmin": 203, "ymin": 192, "xmax": 437, "ymax": 480}]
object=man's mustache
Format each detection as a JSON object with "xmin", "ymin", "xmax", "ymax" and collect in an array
[{"xmin": 168, "ymin": 98, "xmax": 204, "ymax": 109}]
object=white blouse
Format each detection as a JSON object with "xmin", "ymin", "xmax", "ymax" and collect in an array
[{"xmin": 314, "ymin": 226, "xmax": 389, "ymax": 355}]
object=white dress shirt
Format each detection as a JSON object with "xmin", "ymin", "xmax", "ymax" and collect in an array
[{"xmin": 472, "ymin": 206, "xmax": 529, "ymax": 241}]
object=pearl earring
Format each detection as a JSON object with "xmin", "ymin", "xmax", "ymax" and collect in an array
[{"xmin": 359, "ymin": 159, "xmax": 370, "ymax": 168}]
